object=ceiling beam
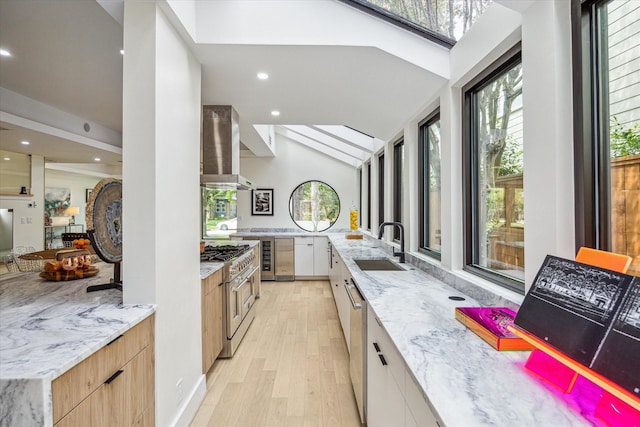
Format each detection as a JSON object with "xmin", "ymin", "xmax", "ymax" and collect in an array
[
  {"xmin": 283, "ymin": 125, "xmax": 367, "ymax": 160},
  {"xmin": 276, "ymin": 127, "xmax": 361, "ymax": 168}
]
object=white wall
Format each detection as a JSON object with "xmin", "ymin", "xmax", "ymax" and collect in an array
[
  {"xmin": 0, "ymin": 155, "xmax": 45, "ymax": 250},
  {"xmin": 44, "ymin": 169, "xmax": 102, "ymax": 228},
  {"xmin": 238, "ymin": 133, "xmax": 357, "ymax": 230},
  {"xmin": 122, "ymin": 2, "xmax": 203, "ymax": 426},
  {"xmin": 521, "ymin": 0, "xmax": 575, "ymax": 286}
]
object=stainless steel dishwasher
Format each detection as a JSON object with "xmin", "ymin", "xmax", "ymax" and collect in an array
[{"xmin": 345, "ymin": 276, "xmax": 366, "ymax": 423}]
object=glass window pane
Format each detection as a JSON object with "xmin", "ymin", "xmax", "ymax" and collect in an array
[
  {"xmin": 474, "ymin": 61, "xmax": 524, "ymax": 282},
  {"xmin": 289, "ymin": 181, "xmax": 340, "ymax": 232},
  {"xmin": 428, "ymin": 120, "xmax": 442, "ymax": 251},
  {"xmin": 352, "ymin": 0, "xmax": 492, "ymax": 41},
  {"xmin": 604, "ymin": 0, "xmax": 640, "ymax": 276},
  {"xmin": 419, "ymin": 114, "xmax": 442, "ymax": 256},
  {"xmin": 203, "ymin": 189, "xmax": 237, "ymax": 237}
]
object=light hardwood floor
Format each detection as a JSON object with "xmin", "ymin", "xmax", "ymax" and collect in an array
[{"xmin": 190, "ymin": 280, "xmax": 362, "ymax": 427}]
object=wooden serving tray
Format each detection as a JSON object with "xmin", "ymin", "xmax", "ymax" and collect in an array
[{"xmin": 40, "ymin": 267, "xmax": 100, "ymax": 281}]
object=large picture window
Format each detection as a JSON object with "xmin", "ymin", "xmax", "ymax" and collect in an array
[
  {"xmin": 463, "ymin": 46, "xmax": 524, "ymax": 292},
  {"xmin": 393, "ymin": 140, "xmax": 404, "ymax": 241},
  {"xmin": 419, "ymin": 111, "xmax": 441, "ymax": 258},
  {"xmin": 575, "ymin": 0, "xmax": 640, "ymax": 277}
]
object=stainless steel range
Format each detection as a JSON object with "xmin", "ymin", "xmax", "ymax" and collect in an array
[{"xmin": 201, "ymin": 244, "xmax": 259, "ymax": 358}]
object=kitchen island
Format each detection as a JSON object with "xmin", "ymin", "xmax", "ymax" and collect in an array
[
  {"xmin": 0, "ymin": 264, "xmax": 156, "ymax": 427},
  {"xmin": 329, "ymin": 235, "xmax": 601, "ymax": 427}
]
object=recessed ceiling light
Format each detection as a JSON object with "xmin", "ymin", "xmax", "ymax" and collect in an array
[
  {"xmin": 94, "ymin": 157, "xmax": 101, "ymax": 162},
  {"xmin": 271, "ymin": 110, "xmax": 280, "ymax": 117},
  {"xmin": 0, "ymin": 49, "xmax": 11, "ymax": 57},
  {"xmin": 120, "ymin": 49, "xmax": 124, "ymax": 55},
  {"xmin": 257, "ymin": 72, "xmax": 269, "ymax": 80},
  {"xmin": 3, "ymin": 157, "xmax": 10, "ymax": 161},
  {"xmin": 21, "ymin": 140, "xmax": 30, "ymax": 145}
]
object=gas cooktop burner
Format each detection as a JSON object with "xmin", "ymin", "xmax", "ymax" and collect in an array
[{"xmin": 200, "ymin": 244, "xmax": 250, "ymax": 262}]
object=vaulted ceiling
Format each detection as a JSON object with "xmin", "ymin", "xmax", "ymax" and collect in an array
[{"xmin": 0, "ymin": 0, "xmax": 450, "ymax": 172}]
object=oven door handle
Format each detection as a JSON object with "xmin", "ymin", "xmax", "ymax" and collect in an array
[{"xmin": 231, "ymin": 266, "xmax": 260, "ymax": 292}]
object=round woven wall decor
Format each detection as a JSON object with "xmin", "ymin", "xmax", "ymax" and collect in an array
[{"xmin": 86, "ymin": 178, "xmax": 122, "ymax": 263}]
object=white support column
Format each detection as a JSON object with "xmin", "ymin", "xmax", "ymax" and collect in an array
[
  {"xmin": 521, "ymin": 0, "xmax": 575, "ymax": 290},
  {"xmin": 122, "ymin": 2, "xmax": 204, "ymax": 424}
]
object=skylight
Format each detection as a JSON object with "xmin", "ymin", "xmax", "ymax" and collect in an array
[{"xmin": 341, "ymin": 0, "xmax": 492, "ymax": 45}]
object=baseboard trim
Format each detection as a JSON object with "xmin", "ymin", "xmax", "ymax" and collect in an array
[{"xmin": 170, "ymin": 374, "xmax": 207, "ymax": 427}]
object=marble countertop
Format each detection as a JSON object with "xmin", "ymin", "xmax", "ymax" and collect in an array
[
  {"xmin": 200, "ymin": 261, "xmax": 224, "ymax": 280},
  {"xmin": 0, "ymin": 264, "xmax": 156, "ymax": 427},
  {"xmin": 329, "ymin": 235, "xmax": 599, "ymax": 427}
]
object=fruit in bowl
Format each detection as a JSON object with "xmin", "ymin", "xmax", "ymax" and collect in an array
[{"xmin": 73, "ymin": 238, "xmax": 91, "ymax": 249}]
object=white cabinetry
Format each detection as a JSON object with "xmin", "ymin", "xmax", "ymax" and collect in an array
[
  {"xmin": 337, "ymin": 263, "xmax": 351, "ymax": 350},
  {"xmin": 295, "ymin": 237, "xmax": 315, "ymax": 276},
  {"xmin": 294, "ymin": 236, "xmax": 329, "ymax": 277},
  {"xmin": 367, "ymin": 308, "xmax": 439, "ymax": 427},
  {"xmin": 328, "ymin": 244, "xmax": 350, "ymax": 351},
  {"xmin": 312, "ymin": 237, "xmax": 329, "ymax": 275}
]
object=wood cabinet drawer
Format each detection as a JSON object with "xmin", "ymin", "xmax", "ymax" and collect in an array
[
  {"xmin": 203, "ymin": 270, "xmax": 222, "ymax": 295},
  {"xmin": 52, "ymin": 315, "xmax": 154, "ymax": 424},
  {"xmin": 55, "ymin": 345, "xmax": 154, "ymax": 427},
  {"xmin": 202, "ymin": 277, "xmax": 223, "ymax": 373}
]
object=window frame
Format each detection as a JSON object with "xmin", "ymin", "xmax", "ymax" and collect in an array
[
  {"xmin": 366, "ymin": 161, "xmax": 372, "ymax": 231},
  {"xmin": 462, "ymin": 43, "xmax": 524, "ymax": 294},
  {"xmin": 572, "ymin": 0, "xmax": 612, "ymax": 252},
  {"xmin": 378, "ymin": 153, "xmax": 385, "ymax": 232},
  {"xmin": 418, "ymin": 109, "xmax": 442, "ymax": 259},
  {"xmin": 393, "ymin": 139, "xmax": 404, "ymax": 242},
  {"xmin": 358, "ymin": 166, "xmax": 363, "ymax": 228}
]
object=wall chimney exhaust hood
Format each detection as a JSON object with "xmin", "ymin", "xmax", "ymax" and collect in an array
[{"xmin": 200, "ymin": 105, "xmax": 256, "ymax": 190}]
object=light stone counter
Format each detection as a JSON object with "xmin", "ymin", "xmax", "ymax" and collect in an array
[
  {"xmin": 329, "ymin": 235, "xmax": 600, "ymax": 427},
  {"xmin": 200, "ymin": 261, "xmax": 224, "ymax": 280},
  {"xmin": 0, "ymin": 263, "xmax": 156, "ymax": 427}
]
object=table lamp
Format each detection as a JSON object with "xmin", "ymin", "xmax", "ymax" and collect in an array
[{"xmin": 66, "ymin": 206, "xmax": 79, "ymax": 225}]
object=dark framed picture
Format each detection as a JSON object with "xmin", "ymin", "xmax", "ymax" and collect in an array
[
  {"xmin": 252, "ymin": 189, "xmax": 273, "ymax": 215},
  {"xmin": 86, "ymin": 188, "xmax": 93, "ymax": 202}
]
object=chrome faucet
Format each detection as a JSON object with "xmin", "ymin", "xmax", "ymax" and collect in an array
[{"xmin": 378, "ymin": 222, "xmax": 405, "ymax": 263}]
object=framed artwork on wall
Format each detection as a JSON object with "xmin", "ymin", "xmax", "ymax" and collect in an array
[
  {"xmin": 252, "ymin": 189, "xmax": 274, "ymax": 216},
  {"xmin": 44, "ymin": 187, "xmax": 71, "ymax": 217},
  {"xmin": 86, "ymin": 188, "xmax": 93, "ymax": 202}
]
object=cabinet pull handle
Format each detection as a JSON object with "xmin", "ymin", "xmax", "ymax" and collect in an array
[
  {"xmin": 107, "ymin": 335, "xmax": 123, "ymax": 346},
  {"xmin": 105, "ymin": 370, "xmax": 124, "ymax": 384},
  {"xmin": 378, "ymin": 354, "xmax": 388, "ymax": 366},
  {"xmin": 373, "ymin": 342, "xmax": 381, "ymax": 353}
]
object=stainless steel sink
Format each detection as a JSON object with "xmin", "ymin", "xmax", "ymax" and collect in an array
[{"xmin": 353, "ymin": 258, "xmax": 406, "ymax": 271}]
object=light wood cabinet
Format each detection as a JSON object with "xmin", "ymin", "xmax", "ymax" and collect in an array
[
  {"xmin": 53, "ymin": 314, "xmax": 155, "ymax": 427},
  {"xmin": 367, "ymin": 308, "xmax": 439, "ymax": 427},
  {"xmin": 202, "ymin": 269, "xmax": 223, "ymax": 373}
]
